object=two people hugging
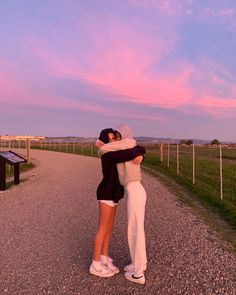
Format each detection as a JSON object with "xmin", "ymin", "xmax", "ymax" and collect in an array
[{"xmin": 90, "ymin": 124, "xmax": 147, "ymax": 285}]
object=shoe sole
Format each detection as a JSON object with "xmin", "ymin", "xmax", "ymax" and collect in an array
[
  {"xmin": 124, "ymin": 273, "xmax": 145, "ymax": 285},
  {"xmin": 112, "ymin": 269, "xmax": 119, "ymax": 274},
  {"xmin": 89, "ymin": 268, "xmax": 115, "ymax": 278}
]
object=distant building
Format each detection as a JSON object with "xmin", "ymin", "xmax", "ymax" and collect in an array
[{"xmin": 0, "ymin": 135, "xmax": 45, "ymax": 141}]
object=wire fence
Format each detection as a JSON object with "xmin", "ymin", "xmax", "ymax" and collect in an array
[
  {"xmin": 0, "ymin": 140, "xmax": 96, "ymax": 156},
  {"xmin": 1, "ymin": 140, "xmax": 236, "ymax": 205},
  {"xmin": 142, "ymin": 142, "xmax": 236, "ymax": 205}
]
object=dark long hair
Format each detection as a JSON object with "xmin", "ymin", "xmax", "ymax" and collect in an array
[{"xmin": 98, "ymin": 128, "xmax": 114, "ymax": 143}]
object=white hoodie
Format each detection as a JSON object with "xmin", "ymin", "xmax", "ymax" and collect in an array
[{"xmin": 99, "ymin": 124, "xmax": 142, "ymax": 186}]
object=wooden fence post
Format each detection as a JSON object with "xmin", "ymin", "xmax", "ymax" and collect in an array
[
  {"xmin": 167, "ymin": 143, "xmax": 170, "ymax": 167},
  {"xmin": 160, "ymin": 142, "xmax": 163, "ymax": 162},
  {"xmin": 220, "ymin": 145, "xmax": 223, "ymax": 200},
  {"xmin": 192, "ymin": 144, "xmax": 195, "ymax": 184},
  {"xmin": 177, "ymin": 144, "xmax": 179, "ymax": 175},
  {"xmin": 26, "ymin": 139, "xmax": 31, "ymax": 164}
]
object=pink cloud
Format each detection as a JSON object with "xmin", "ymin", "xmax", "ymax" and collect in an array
[
  {"xmin": 28, "ymin": 18, "xmax": 180, "ymax": 105},
  {"xmin": 32, "ymin": 50, "xmax": 191, "ymax": 109},
  {"xmin": 200, "ymin": 97, "xmax": 236, "ymax": 108},
  {"xmin": 1, "ymin": 89, "xmax": 165, "ymax": 123},
  {"xmin": 0, "ymin": 63, "xmax": 25, "ymax": 99},
  {"xmin": 197, "ymin": 96, "xmax": 236, "ymax": 119},
  {"xmin": 196, "ymin": 66, "xmax": 236, "ymax": 118},
  {"xmin": 128, "ymin": 0, "xmax": 183, "ymax": 16},
  {"xmin": 0, "ymin": 56, "xmax": 165, "ymax": 123},
  {"xmin": 0, "ymin": 60, "xmax": 13, "ymax": 89},
  {"xmin": 194, "ymin": 59, "xmax": 236, "ymax": 93},
  {"xmin": 29, "ymin": 34, "xmax": 236, "ymax": 120},
  {"xmin": 218, "ymin": 9, "xmax": 234, "ymax": 17},
  {"xmin": 207, "ymin": 61, "xmax": 236, "ymax": 82},
  {"xmin": 128, "ymin": 1, "xmax": 236, "ymax": 32},
  {"xmin": 0, "ymin": 74, "xmax": 8, "ymax": 89},
  {"xmin": 194, "ymin": 3, "xmax": 236, "ymax": 31},
  {"xmin": 186, "ymin": 59, "xmax": 236, "ymax": 119},
  {"xmin": 142, "ymin": 64, "xmax": 195, "ymax": 106}
]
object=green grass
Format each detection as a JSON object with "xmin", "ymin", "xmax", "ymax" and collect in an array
[
  {"xmin": 143, "ymin": 146, "xmax": 236, "ymax": 230},
  {"xmin": 4, "ymin": 162, "xmax": 34, "ymax": 190},
  {"xmin": 6, "ymin": 162, "xmax": 34, "ymax": 177},
  {"xmin": 142, "ymin": 164, "xmax": 236, "ymax": 252}
]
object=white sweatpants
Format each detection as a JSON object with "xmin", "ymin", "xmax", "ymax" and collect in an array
[{"xmin": 125, "ymin": 181, "xmax": 147, "ymax": 276}]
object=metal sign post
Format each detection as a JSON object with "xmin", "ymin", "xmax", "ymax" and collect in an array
[{"xmin": 0, "ymin": 158, "xmax": 6, "ymax": 191}]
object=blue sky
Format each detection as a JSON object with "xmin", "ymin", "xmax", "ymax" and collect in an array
[{"xmin": 0, "ymin": 0, "xmax": 236, "ymax": 141}]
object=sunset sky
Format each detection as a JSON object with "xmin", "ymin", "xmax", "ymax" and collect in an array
[{"xmin": 0, "ymin": 0, "xmax": 236, "ymax": 141}]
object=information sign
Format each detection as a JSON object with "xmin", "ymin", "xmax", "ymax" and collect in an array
[
  {"xmin": 0, "ymin": 151, "xmax": 26, "ymax": 164},
  {"xmin": 0, "ymin": 151, "xmax": 26, "ymax": 191}
]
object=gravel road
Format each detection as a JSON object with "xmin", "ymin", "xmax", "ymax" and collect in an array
[{"xmin": 0, "ymin": 150, "xmax": 235, "ymax": 295}]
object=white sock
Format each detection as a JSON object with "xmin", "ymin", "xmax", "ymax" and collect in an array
[
  {"xmin": 92, "ymin": 260, "xmax": 101, "ymax": 269},
  {"xmin": 100, "ymin": 255, "xmax": 108, "ymax": 264}
]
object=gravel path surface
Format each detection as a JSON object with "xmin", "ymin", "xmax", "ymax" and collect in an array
[{"xmin": 0, "ymin": 150, "xmax": 235, "ymax": 295}]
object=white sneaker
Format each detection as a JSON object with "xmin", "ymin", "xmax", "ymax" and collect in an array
[
  {"xmin": 101, "ymin": 256, "xmax": 119, "ymax": 274},
  {"xmin": 89, "ymin": 263, "xmax": 115, "ymax": 277},
  {"xmin": 124, "ymin": 263, "xmax": 147, "ymax": 272},
  {"xmin": 124, "ymin": 272, "xmax": 145, "ymax": 285}
]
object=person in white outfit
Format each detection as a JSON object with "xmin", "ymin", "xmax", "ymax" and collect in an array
[{"xmin": 98, "ymin": 124, "xmax": 147, "ymax": 285}]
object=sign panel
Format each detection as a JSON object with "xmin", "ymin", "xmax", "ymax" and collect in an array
[{"xmin": 0, "ymin": 151, "xmax": 26, "ymax": 164}]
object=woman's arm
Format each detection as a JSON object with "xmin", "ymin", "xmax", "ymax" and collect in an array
[
  {"xmin": 99, "ymin": 138, "xmax": 136, "ymax": 155},
  {"xmin": 102, "ymin": 146, "xmax": 145, "ymax": 164}
]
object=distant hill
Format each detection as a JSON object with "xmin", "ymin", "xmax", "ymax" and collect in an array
[
  {"xmin": 135, "ymin": 137, "xmax": 211, "ymax": 144},
  {"xmin": 45, "ymin": 136, "xmax": 234, "ymax": 144},
  {"xmin": 45, "ymin": 136, "xmax": 96, "ymax": 142}
]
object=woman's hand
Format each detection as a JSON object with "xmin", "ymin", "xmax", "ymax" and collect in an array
[
  {"xmin": 95, "ymin": 140, "xmax": 104, "ymax": 149},
  {"xmin": 132, "ymin": 155, "xmax": 143, "ymax": 165}
]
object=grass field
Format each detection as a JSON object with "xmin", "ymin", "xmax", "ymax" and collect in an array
[
  {"xmin": 6, "ymin": 162, "xmax": 34, "ymax": 178},
  {"xmin": 142, "ymin": 144, "xmax": 236, "ymax": 229},
  {"xmin": 4, "ymin": 162, "xmax": 34, "ymax": 189}
]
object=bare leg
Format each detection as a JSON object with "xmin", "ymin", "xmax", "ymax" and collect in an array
[
  {"xmin": 92, "ymin": 203, "xmax": 115, "ymax": 261},
  {"xmin": 101, "ymin": 206, "xmax": 117, "ymax": 256}
]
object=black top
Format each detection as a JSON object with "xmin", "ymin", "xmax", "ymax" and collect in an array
[{"xmin": 97, "ymin": 146, "xmax": 145, "ymax": 203}]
